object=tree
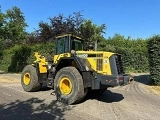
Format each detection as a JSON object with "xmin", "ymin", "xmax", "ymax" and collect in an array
[
  {"xmin": 79, "ymin": 20, "xmax": 106, "ymax": 50},
  {"xmin": 4, "ymin": 6, "xmax": 28, "ymax": 45},
  {"xmin": 32, "ymin": 12, "xmax": 84, "ymax": 43},
  {"xmin": 0, "ymin": 7, "xmax": 5, "ymax": 59},
  {"xmin": 0, "ymin": 7, "xmax": 6, "ymax": 40},
  {"xmin": 49, "ymin": 12, "xmax": 84, "ymax": 37},
  {"xmin": 30, "ymin": 11, "xmax": 106, "ymax": 47}
]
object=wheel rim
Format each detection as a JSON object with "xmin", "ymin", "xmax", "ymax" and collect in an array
[
  {"xmin": 59, "ymin": 77, "xmax": 72, "ymax": 95},
  {"xmin": 23, "ymin": 73, "xmax": 31, "ymax": 85}
]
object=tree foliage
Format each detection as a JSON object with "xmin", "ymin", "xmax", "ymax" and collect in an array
[
  {"xmin": 0, "ymin": 6, "xmax": 27, "ymax": 46},
  {"xmin": 0, "ymin": 8, "xmax": 5, "ymax": 59},
  {"xmin": 49, "ymin": 12, "xmax": 84, "ymax": 36},
  {"xmin": 27, "ymin": 12, "xmax": 84, "ymax": 44},
  {"xmin": 79, "ymin": 19, "xmax": 106, "ymax": 42},
  {"xmin": 27, "ymin": 12, "xmax": 106, "ymax": 45},
  {"xmin": 0, "ymin": 11, "xmax": 5, "ymax": 39}
]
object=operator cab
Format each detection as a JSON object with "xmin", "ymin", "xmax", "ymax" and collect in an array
[{"xmin": 55, "ymin": 34, "xmax": 84, "ymax": 55}]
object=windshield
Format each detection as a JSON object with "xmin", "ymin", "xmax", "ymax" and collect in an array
[{"xmin": 71, "ymin": 38, "xmax": 83, "ymax": 51}]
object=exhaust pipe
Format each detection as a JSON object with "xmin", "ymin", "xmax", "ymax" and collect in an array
[
  {"xmin": 122, "ymin": 74, "xmax": 134, "ymax": 85},
  {"xmin": 128, "ymin": 77, "xmax": 134, "ymax": 84}
]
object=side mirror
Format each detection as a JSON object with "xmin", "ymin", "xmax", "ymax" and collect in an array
[{"xmin": 87, "ymin": 44, "xmax": 94, "ymax": 51}]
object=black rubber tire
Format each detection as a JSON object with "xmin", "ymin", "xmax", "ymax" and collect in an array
[
  {"xmin": 21, "ymin": 65, "xmax": 40, "ymax": 92},
  {"xmin": 73, "ymin": 88, "xmax": 88, "ymax": 104},
  {"xmin": 54, "ymin": 67, "xmax": 85, "ymax": 105}
]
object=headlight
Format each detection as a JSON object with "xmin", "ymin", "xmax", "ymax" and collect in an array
[{"xmin": 48, "ymin": 64, "xmax": 52, "ymax": 69}]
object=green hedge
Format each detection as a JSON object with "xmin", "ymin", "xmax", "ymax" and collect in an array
[
  {"xmin": 0, "ymin": 39, "xmax": 4, "ymax": 60},
  {"xmin": 148, "ymin": 35, "xmax": 160, "ymax": 85},
  {"xmin": 0, "ymin": 35, "xmax": 149, "ymax": 74},
  {"xmin": 0, "ymin": 42, "xmax": 54, "ymax": 72}
]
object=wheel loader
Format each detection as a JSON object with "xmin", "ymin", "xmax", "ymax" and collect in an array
[{"xmin": 21, "ymin": 34, "xmax": 133, "ymax": 104}]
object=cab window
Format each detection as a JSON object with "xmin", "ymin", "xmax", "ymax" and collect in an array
[
  {"xmin": 56, "ymin": 37, "xmax": 64, "ymax": 54},
  {"xmin": 56, "ymin": 36, "xmax": 70, "ymax": 54},
  {"xmin": 71, "ymin": 38, "xmax": 83, "ymax": 51}
]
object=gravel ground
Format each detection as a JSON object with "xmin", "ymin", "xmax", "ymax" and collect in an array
[{"xmin": 0, "ymin": 73, "xmax": 160, "ymax": 120}]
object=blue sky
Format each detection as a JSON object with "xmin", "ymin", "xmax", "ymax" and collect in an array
[{"xmin": 1, "ymin": 0, "xmax": 160, "ymax": 39}]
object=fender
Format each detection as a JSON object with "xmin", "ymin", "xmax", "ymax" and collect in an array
[{"xmin": 55, "ymin": 56, "xmax": 92, "ymax": 71}]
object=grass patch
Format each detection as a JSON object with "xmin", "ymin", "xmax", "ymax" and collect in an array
[{"xmin": 147, "ymin": 86, "xmax": 160, "ymax": 95}]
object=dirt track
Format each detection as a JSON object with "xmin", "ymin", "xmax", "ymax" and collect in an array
[{"xmin": 0, "ymin": 73, "xmax": 160, "ymax": 120}]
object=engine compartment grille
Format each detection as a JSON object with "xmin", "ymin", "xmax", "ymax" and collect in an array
[
  {"xmin": 115, "ymin": 55, "xmax": 124, "ymax": 74},
  {"xmin": 96, "ymin": 54, "xmax": 103, "ymax": 71}
]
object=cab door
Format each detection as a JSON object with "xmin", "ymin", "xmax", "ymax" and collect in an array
[{"xmin": 54, "ymin": 36, "xmax": 71, "ymax": 63}]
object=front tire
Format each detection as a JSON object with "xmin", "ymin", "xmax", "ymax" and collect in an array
[
  {"xmin": 54, "ymin": 67, "xmax": 86, "ymax": 105},
  {"xmin": 21, "ymin": 65, "xmax": 40, "ymax": 92}
]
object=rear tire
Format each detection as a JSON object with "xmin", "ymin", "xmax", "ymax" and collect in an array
[
  {"xmin": 54, "ymin": 67, "xmax": 86, "ymax": 105},
  {"xmin": 21, "ymin": 65, "xmax": 40, "ymax": 92}
]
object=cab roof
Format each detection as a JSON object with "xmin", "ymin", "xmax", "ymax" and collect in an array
[{"xmin": 55, "ymin": 34, "xmax": 82, "ymax": 40}]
